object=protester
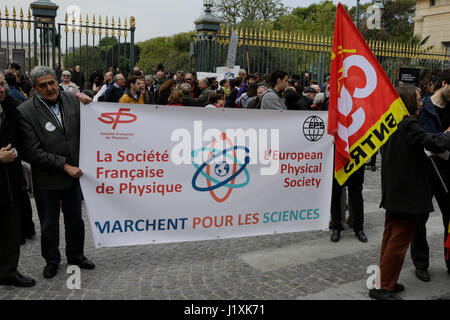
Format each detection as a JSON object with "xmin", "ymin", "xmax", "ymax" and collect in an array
[
  {"xmin": 330, "ymin": 166, "xmax": 367, "ymax": 243},
  {"xmin": 205, "ymin": 91, "xmax": 225, "ymax": 109},
  {"xmin": 369, "ymin": 85, "xmax": 450, "ymax": 300},
  {"xmin": 175, "ymin": 70, "xmax": 185, "ymax": 86},
  {"xmin": 298, "ymin": 87, "xmax": 317, "ymax": 110},
  {"xmin": 59, "ymin": 71, "xmax": 79, "ymax": 94},
  {"xmin": 4, "ymin": 72, "xmax": 26, "ymax": 102},
  {"xmin": 166, "ymin": 89, "xmax": 183, "ymax": 106},
  {"xmin": 180, "ymin": 83, "xmax": 196, "ymax": 107},
  {"xmin": 260, "ymin": 70, "xmax": 288, "ymax": 110},
  {"xmin": 184, "ymin": 73, "xmax": 200, "ymax": 99},
  {"xmin": 0, "ymin": 72, "xmax": 36, "ymax": 288},
  {"xmin": 93, "ymin": 71, "xmax": 113, "ymax": 102},
  {"xmin": 119, "ymin": 76, "xmax": 145, "ymax": 104},
  {"xmin": 144, "ymin": 75, "xmax": 156, "ymax": 104},
  {"xmin": 247, "ymin": 85, "xmax": 267, "ymax": 109},
  {"xmin": 157, "ymin": 79, "xmax": 176, "ymax": 105},
  {"xmin": 412, "ymin": 69, "xmax": 450, "ymax": 281},
  {"xmin": 13, "ymin": 71, "xmax": 29, "ymax": 100},
  {"xmin": 8, "ymin": 63, "xmax": 32, "ymax": 95},
  {"xmin": 85, "ymin": 72, "xmax": 104, "ymax": 96},
  {"xmin": 236, "ymin": 69, "xmax": 248, "ymax": 99},
  {"xmin": 284, "ymin": 87, "xmax": 301, "ymax": 110},
  {"xmin": 193, "ymin": 78, "xmax": 212, "ymax": 107},
  {"xmin": 103, "ymin": 73, "xmax": 126, "ymax": 103},
  {"xmin": 72, "ymin": 65, "xmax": 85, "ymax": 89},
  {"xmin": 17, "ymin": 66, "xmax": 95, "ymax": 280},
  {"xmin": 236, "ymin": 82, "xmax": 258, "ymax": 108},
  {"xmin": 227, "ymin": 78, "xmax": 242, "ymax": 108}
]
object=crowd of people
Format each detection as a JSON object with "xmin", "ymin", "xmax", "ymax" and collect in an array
[{"xmin": 0, "ymin": 62, "xmax": 449, "ymax": 301}]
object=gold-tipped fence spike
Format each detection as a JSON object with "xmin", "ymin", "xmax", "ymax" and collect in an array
[
  {"xmin": 5, "ymin": 6, "xmax": 9, "ymax": 28},
  {"xmin": 130, "ymin": 16, "xmax": 135, "ymax": 28},
  {"xmin": 79, "ymin": 14, "xmax": 83, "ymax": 33},
  {"xmin": 124, "ymin": 17, "xmax": 128, "ymax": 37},
  {"xmin": 0, "ymin": 8, "xmax": 2, "ymax": 28},
  {"xmin": 99, "ymin": 15, "xmax": 103, "ymax": 36},
  {"xmin": 92, "ymin": 15, "xmax": 96, "ymax": 35},
  {"xmin": 20, "ymin": 7, "xmax": 24, "ymax": 30},
  {"xmin": 85, "ymin": 14, "xmax": 89, "ymax": 34},
  {"xmin": 12, "ymin": 7, "xmax": 17, "ymax": 29},
  {"xmin": 118, "ymin": 17, "xmax": 122, "ymax": 37}
]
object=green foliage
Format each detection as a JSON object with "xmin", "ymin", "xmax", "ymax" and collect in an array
[
  {"xmin": 213, "ymin": 0, "xmax": 287, "ymax": 28},
  {"xmin": 136, "ymin": 32, "xmax": 193, "ymax": 74},
  {"xmin": 358, "ymin": 0, "xmax": 416, "ymax": 43},
  {"xmin": 64, "ymin": 37, "xmax": 141, "ymax": 75},
  {"xmin": 273, "ymin": 0, "xmax": 340, "ymax": 35}
]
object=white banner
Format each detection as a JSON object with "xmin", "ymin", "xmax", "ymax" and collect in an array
[{"xmin": 80, "ymin": 103, "xmax": 333, "ymax": 248}]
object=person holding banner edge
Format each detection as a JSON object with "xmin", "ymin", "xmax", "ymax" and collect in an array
[
  {"xmin": 370, "ymin": 86, "xmax": 450, "ymax": 300},
  {"xmin": 17, "ymin": 66, "xmax": 95, "ymax": 280}
]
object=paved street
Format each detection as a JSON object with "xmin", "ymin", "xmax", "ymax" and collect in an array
[{"xmin": 1, "ymin": 167, "xmax": 449, "ymax": 300}]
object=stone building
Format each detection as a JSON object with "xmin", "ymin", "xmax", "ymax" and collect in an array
[{"xmin": 414, "ymin": 0, "xmax": 450, "ymax": 52}]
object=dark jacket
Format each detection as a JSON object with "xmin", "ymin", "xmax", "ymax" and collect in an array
[
  {"xmin": 193, "ymin": 87, "xmax": 212, "ymax": 107},
  {"xmin": 104, "ymin": 85, "xmax": 125, "ymax": 103},
  {"xmin": 0, "ymin": 96, "xmax": 24, "ymax": 206},
  {"xmin": 297, "ymin": 95, "xmax": 313, "ymax": 110},
  {"xmin": 17, "ymin": 91, "xmax": 81, "ymax": 191},
  {"xmin": 417, "ymin": 95, "xmax": 450, "ymax": 180},
  {"xmin": 380, "ymin": 117, "xmax": 450, "ymax": 214}
]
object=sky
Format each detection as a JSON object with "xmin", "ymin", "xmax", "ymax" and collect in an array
[{"xmin": 3, "ymin": 0, "xmax": 373, "ymax": 43}]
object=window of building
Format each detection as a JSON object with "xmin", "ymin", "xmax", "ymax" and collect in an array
[
  {"xmin": 430, "ymin": 0, "xmax": 436, "ymax": 6},
  {"xmin": 443, "ymin": 42, "xmax": 450, "ymax": 54}
]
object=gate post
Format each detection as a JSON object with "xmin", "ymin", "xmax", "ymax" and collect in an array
[
  {"xmin": 194, "ymin": 0, "xmax": 222, "ymax": 73},
  {"xmin": 129, "ymin": 16, "xmax": 136, "ymax": 73},
  {"xmin": 30, "ymin": 0, "xmax": 58, "ymax": 69}
]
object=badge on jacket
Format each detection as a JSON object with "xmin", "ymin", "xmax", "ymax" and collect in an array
[{"xmin": 45, "ymin": 122, "xmax": 56, "ymax": 132}]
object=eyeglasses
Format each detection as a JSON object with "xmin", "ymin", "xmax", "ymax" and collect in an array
[
  {"xmin": 37, "ymin": 80, "xmax": 57, "ymax": 89},
  {"xmin": 185, "ymin": 78, "xmax": 193, "ymax": 81}
]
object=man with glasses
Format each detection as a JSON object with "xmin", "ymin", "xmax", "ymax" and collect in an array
[
  {"xmin": 104, "ymin": 73, "xmax": 126, "ymax": 103},
  {"xmin": 59, "ymin": 71, "xmax": 79, "ymax": 94},
  {"xmin": 17, "ymin": 66, "xmax": 95, "ymax": 280},
  {"xmin": 0, "ymin": 72, "xmax": 36, "ymax": 288}
]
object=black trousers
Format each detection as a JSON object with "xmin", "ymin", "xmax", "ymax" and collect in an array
[
  {"xmin": 34, "ymin": 181, "xmax": 85, "ymax": 265},
  {"xmin": 411, "ymin": 161, "xmax": 450, "ymax": 271},
  {"xmin": 0, "ymin": 205, "xmax": 20, "ymax": 279},
  {"xmin": 331, "ymin": 166, "xmax": 365, "ymax": 232},
  {"xmin": 411, "ymin": 165, "xmax": 450, "ymax": 270},
  {"xmin": 19, "ymin": 190, "xmax": 36, "ymax": 243}
]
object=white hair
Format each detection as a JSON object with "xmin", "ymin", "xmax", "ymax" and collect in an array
[{"xmin": 30, "ymin": 66, "xmax": 57, "ymax": 86}]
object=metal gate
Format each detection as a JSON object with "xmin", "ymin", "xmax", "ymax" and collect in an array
[
  {"xmin": 191, "ymin": 27, "xmax": 450, "ymax": 85},
  {"xmin": 0, "ymin": 4, "xmax": 136, "ymax": 79}
]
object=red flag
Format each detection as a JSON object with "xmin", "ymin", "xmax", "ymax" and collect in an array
[{"xmin": 328, "ymin": 3, "xmax": 408, "ymax": 185}]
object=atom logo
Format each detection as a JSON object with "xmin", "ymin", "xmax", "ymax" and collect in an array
[{"xmin": 192, "ymin": 133, "xmax": 250, "ymax": 203}]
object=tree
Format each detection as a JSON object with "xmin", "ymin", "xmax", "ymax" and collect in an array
[
  {"xmin": 357, "ymin": 0, "xmax": 416, "ymax": 43},
  {"xmin": 213, "ymin": 0, "xmax": 287, "ymax": 27},
  {"xmin": 273, "ymin": 0, "xmax": 339, "ymax": 35},
  {"xmin": 136, "ymin": 32, "xmax": 193, "ymax": 74}
]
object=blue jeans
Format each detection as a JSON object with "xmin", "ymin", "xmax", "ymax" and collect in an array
[{"xmin": 34, "ymin": 181, "xmax": 85, "ymax": 265}]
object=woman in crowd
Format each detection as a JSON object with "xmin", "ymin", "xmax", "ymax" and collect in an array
[
  {"xmin": 370, "ymin": 86, "xmax": 450, "ymax": 300},
  {"xmin": 157, "ymin": 79, "xmax": 176, "ymax": 105},
  {"xmin": 59, "ymin": 70, "xmax": 79, "ymax": 94},
  {"xmin": 166, "ymin": 89, "xmax": 183, "ymax": 106},
  {"xmin": 85, "ymin": 72, "xmax": 104, "ymax": 96},
  {"xmin": 205, "ymin": 92, "xmax": 225, "ymax": 109}
]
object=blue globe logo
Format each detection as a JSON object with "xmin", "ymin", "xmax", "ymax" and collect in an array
[{"xmin": 214, "ymin": 161, "xmax": 230, "ymax": 177}]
